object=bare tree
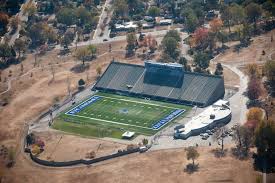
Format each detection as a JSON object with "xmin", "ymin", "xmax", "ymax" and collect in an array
[
  {"xmin": 50, "ymin": 64, "xmax": 55, "ymax": 81},
  {"xmin": 86, "ymin": 69, "xmax": 90, "ymax": 82},
  {"xmin": 34, "ymin": 52, "xmax": 38, "ymax": 67},
  {"xmin": 232, "ymin": 125, "xmax": 253, "ymax": 157},
  {"xmin": 186, "ymin": 146, "xmax": 200, "ymax": 166},
  {"xmin": 96, "ymin": 65, "xmax": 102, "ymax": 76},
  {"xmin": 212, "ymin": 126, "xmax": 228, "ymax": 152},
  {"xmin": 20, "ymin": 64, "xmax": 24, "ymax": 74},
  {"xmin": 66, "ymin": 76, "xmax": 71, "ymax": 97}
]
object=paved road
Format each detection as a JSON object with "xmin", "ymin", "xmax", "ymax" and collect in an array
[
  {"xmin": 55, "ymin": 28, "xmax": 182, "ymax": 50},
  {"xmin": 93, "ymin": 0, "xmax": 113, "ymax": 40},
  {"xmin": 1, "ymin": 0, "xmax": 32, "ymax": 45}
]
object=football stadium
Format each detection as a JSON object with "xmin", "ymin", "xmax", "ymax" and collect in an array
[{"xmin": 53, "ymin": 61, "xmax": 225, "ymax": 139}]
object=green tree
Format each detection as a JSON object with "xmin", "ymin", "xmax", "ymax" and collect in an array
[
  {"xmin": 185, "ymin": 11, "xmax": 199, "ymax": 33},
  {"xmin": 181, "ymin": 8, "xmax": 199, "ymax": 32},
  {"xmin": 56, "ymin": 7, "xmax": 77, "ymax": 26},
  {"xmin": 78, "ymin": 78, "xmax": 86, "ymax": 86},
  {"xmin": 60, "ymin": 30, "xmax": 74, "ymax": 48},
  {"xmin": 75, "ymin": 47, "xmax": 89, "ymax": 65},
  {"xmin": 9, "ymin": 16, "xmax": 20, "ymax": 31},
  {"xmin": 161, "ymin": 37, "xmax": 179, "ymax": 60},
  {"xmin": 264, "ymin": 60, "xmax": 275, "ymax": 85},
  {"xmin": 114, "ymin": 0, "xmax": 128, "ymax": 17},
  {"xmin": 88, "ymin": 45, "xmax": 97, "ymax": 58},
  {"xmin": 254, "ymin": 120, "xmax": 275, "ymax": 159},
  {"xmin": 221, "ymin": 5, "xmax": 232, "ymax": 33},
  {"xmin": 186, "ymin": 146, "xmax": 200, "ymax": 166},
  {"xmin": 214, "ymin": 63, "xmax": 223, "ymax": 75},
  {"xmin": 76, "ymin": 6, "xmax": 92, "ymax": 26},
  {"xmin": 142, "ymin": 138, "xmax": 148, "ymax": 146},
  {"xmin": 245, "ymin": 3, "xmax": 262, "ymax": 31},
  {"xmin": 148, "ymin": 7, "xmax": 161, "ymax": 17},
  {"xmin": 28, "ymin": 23, "xmax": 48, "ymax": 46},
  {"xmin": 194, "ymin": 52, "xmax": 210, "ymax": 70},
  {"xmin": 14, "ymin": 37, "xmax": 28, "ymax": 58},
  {"xmin": 126, "ymin": 32, "xmax": 137, "ymax": 56},
  {"xmin": 230, "ymin": 3, "xmax": 246, "ymax": 25},
  {"xmin": 163, "ymin": 30, "xmax": 181, "ymax": 42},
  {"xmin": 179, "ymin": 57, "xmax": 191, "ymax": 71},
  {"xmin": 0, "ymin": 43, "xmax": 12, "ymax": 62}
]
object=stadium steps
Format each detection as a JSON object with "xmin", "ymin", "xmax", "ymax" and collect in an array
[
  {"xmin": 96, "ymin": 63, "xmax": 120, "ymax": 88},
  {"xmin": 180, "ymin": 76, "xmax": 209, "ymax": 102},
  {"xmin": 156, "ymin": 86, "xmax": 173, "ymax": 97},
  {"xmin": 194, "ymin": 78, "xmax": 221, "ymax": 104},
  {"xmin": 168, "ymin": 74, "xmax": 195, "ymax": 99}
]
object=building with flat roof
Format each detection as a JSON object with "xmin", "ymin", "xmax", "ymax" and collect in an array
[
  {"xmin": 93, "ymin": 61, "xmax": 225, "ymax": 107},
  {"xmin": 174, "ymin": 100, "xmax": 232, "ymax": 139}
]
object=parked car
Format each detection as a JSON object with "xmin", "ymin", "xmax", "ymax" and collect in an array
[
  {"xmin": 206, "ymin": 130, "xmax": 213, "ymax": 135},
  {"xmin": 174, "ymin": 125, "xmax": 185, "ymax": 131},
  {"xmin": 201, "ymin": 133, "xmax": 209, "ymax": 140}
]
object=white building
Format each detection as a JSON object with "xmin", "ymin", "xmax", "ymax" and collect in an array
[{"xmin": 174, "ymin": 100, "xmax": 232, "ymax": 139}]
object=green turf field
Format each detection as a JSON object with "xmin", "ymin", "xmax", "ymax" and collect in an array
[{"xmin": 53, "ymin": 92, "xmax": 190, "ymax": 139}]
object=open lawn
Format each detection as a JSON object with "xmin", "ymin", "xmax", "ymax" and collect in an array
[{"xmin": 53, "ymin": 92, "xmax": 190, "ymax": 138}]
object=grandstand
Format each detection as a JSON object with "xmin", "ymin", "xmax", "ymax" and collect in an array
[{"xmin": 93, "ymin": 61, "xmax": 225, "ymax": 107}]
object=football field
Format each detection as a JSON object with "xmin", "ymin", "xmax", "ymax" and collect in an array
[{"xmin": 53, "ymin": 92, "xmax": 190, "ymax": 138}]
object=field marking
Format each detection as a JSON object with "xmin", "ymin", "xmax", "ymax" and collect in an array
[
  {"xmin": 66, "ymin": 114, "xmax": 152, "ymax": 130},
  {"xmin": 95, "ymin": 95, "xmax": 181, "ymax": 110},
  {"xmin": 64, "ymin": 94, "xmax": 187, "ymax": 131}
]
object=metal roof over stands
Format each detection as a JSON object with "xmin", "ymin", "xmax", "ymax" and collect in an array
[
  {"xmin": 174, "ymin": 100, "xmax": 231, "ymax": 139},
  {"xmin": 93, "ymin": 61, "xmax": 225, "ymax": 107}
]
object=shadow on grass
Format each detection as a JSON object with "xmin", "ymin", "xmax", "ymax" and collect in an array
[
  {"xmin": 184, "ymin": 163, "xmax": 199, "ymax": 174},
  {"xmin": 231, "ymin": 147, "xmax": 250, "ymax": 160},
  {"xmin": 70, "ymin": 64, "xmax": 90, "ymax": 73},
  {"xmin": 210, "ymin": 148, "xmax": 227, "ymax": 158}
]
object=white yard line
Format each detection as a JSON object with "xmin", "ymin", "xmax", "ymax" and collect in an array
[
  {"xmin": 64, "ymin": 95, "xmax": 186, "ymax": 130},
  {"xmin": 66, "ymin": 114, "xmax": 153, "ymax": 130},
  {"xmin": 96, "ymin": 95, "xmax": 181, "ymax": 109}
]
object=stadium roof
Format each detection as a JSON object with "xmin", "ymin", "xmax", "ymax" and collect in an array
[{"xmin": 93, "ymin": 61, "xmax": 225, "ymax": 107}]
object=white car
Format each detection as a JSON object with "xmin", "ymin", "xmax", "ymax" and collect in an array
[{"xmin": 201, "ymin": 133, "xmax": 209, "ymax": 140}]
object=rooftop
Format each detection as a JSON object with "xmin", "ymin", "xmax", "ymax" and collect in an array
[{"xmin": 177, "ymin": 100, "xmax": 231, "ymax": 137}]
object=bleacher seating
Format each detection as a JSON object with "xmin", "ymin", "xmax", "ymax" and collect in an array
[{"xmin": 93, "ymin": 61, "xmax": 225, "ymax": 107}]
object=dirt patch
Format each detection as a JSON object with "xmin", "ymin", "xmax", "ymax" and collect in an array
[
  {"xmin": 214, "ymin": 30, "xmax": 275, "ymax": 64},
  {"xmin": 35, "ymin": 131, "xmax": 126, "ymax": 161},
  {"xmin": 209, "ymin": 62, "xmax": 240, "ymax": 87}
]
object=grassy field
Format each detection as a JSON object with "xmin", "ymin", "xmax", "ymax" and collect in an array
[{"xmin": 53, "ymin": 92, "xmax": 191, "ymax": 139}]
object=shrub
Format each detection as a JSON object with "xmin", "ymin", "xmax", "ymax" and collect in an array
[
  {"xmin": 247, "ymin": 107, "xmax": 263, "ymax": 122},
  {"xmin": 78, "ymin": 79, "xmax": 85, "ymax": 86}
]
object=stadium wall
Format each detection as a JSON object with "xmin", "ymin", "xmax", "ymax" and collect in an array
[
  {"xmin": 28, "ymin": 148, "xmax": 140, "ymax": 167},
  {"xmin": 93, "ymin": 87, "xmax": 205, "ymax": 107}
]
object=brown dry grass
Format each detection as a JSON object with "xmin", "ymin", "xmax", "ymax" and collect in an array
[
  {"xmin": 36, "ymin": 131, "xmax": 127, "ymax": 161},
  {"xmin": 3, "ymin": 146, "xmax": 260, "ymax": 183},
  {"xmin": 1, "ymin": 30, "xmax": 275, "ymax": 182}
]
